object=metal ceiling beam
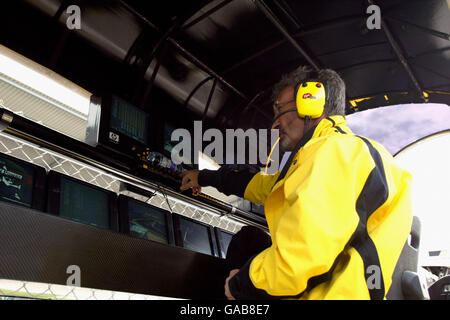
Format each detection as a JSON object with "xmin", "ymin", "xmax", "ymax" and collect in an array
[
  {"xmin": 240, "ymin": 91, "xmax": 273, "ymax": 121},
  {"xmin": 167, "ymin": 40, "xmax": 248, "ymax": 101},
  {"xmin": 222, "ymin": 39, "xmax": 285, "ymax": 75},
  {"xmin": 253, "ymin": 0, "xmax": 320, "ymax": 71},
  {"xmin": 317, "ymin": 41, "xmax": 388, "ymax": 58},
  {"xmin": 293, "ymin": 16, "xmax": 364, "ymax": 38},
  {"xmin": 410, "ymin": 63, "xmax": 450, "ymax": 82},
  {"xmin": 272, "ymin": 0, "xmax": 303, "ymax": 30},
  {"xmin": 367, "ymin": 0, "xmax": 427, "ymax": 102},
  {"xmin": 202, "ymin": 78, "xmax": 218, "ymax": 120},
  {"xmin": 334, "ymin": 59, "xmax": 397, "ymax": 72},
  {"xmin": 385, "ymin": 16, "xmax": 450, "ymax": 41},
  {"xmin": 183, "ymin": 76, "xmax": 214, "ymax": 109},
  {"xmin": 412, "ymin": 46, "xmax": 450, "ymax": 59},
  {"xmin": 181, "ymin": 0, "xmax": 235, "ymax": 30},
  {"xmin": 119, "ymin": 0, "xmax": 248, "ymax": 101},
  {"xmin": 139, "ymin": 42, "xmax": 169, "ymax": 108},
  {"xmin": 222, "ymin": 15, "xmax": 365, "ymax": 75}
]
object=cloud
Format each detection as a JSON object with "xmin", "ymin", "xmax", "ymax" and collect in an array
[{"xmin": 346, "ymin": 103, "xmax": 450, "ymax": 154}]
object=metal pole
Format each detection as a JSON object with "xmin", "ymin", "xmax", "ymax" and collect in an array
[
  {"xmin": 368, "ymin": 0, "xmax": 427, "ymax": 102},
  {"xmin": 385, "ymin": 16, "xmax": 450, "ymax": 41},
  {"xmin": 253, "ymin": 0, "xmax": 320, "ymax": 71},
  {"xmin": 202, "ymin": 78, "xmax": 217, "ymax": 120},
  {"xmin": 182, "ymin": 0, "xmax": 235, "ymax": 30},
  {"xmin": 119, "ymin": 0, "xmax": 248, "ymax": 101}
]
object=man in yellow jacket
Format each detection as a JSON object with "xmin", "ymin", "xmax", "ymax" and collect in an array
[{"xmin": 180, "ymin": 66, "xmax": 412, "ymax": 300}]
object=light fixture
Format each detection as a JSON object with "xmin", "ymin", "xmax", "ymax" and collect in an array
[{"xmin": 0, "ymin": 44, "xmax": 91, "ymax": 117}]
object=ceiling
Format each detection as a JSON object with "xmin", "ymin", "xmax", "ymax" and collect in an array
[{"xmin": 0, "ymin": 0, "xmax": 449, "ymax": 133}]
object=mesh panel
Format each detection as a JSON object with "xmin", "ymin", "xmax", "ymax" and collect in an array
[
  {"xmin": 0, "ymin": 279, "xmax": 181, "ymax": 300},
  {"xmin": 0, "ymin": 131, "xmax": 244, "ymax": 233}
]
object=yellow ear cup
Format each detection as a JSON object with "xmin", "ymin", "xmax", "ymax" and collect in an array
[{"xmin": 295, "ymin": 81, "xmax": 326, "ymax": 119}]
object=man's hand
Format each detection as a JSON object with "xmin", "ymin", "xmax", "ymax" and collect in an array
[
  {"xmin": 180, "ymin": 170, "xmax": 201, "ymax": 193},
  {"xmin": 224, "ymin": 269, "xmax": 239, "ymax": 300}
]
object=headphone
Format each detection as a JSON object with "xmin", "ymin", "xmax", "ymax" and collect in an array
[
  {"xmin": 272, "ymin": 71, "xmax": 328, "ymax": 125},
  {"xmin": 295, "ymin": 71, "xmax": 327, "ymax": 119}
]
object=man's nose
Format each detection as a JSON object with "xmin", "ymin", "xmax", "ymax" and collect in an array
[{"xmin": 271, "ymin": 117, "xmax": 280, "ymax": 130}]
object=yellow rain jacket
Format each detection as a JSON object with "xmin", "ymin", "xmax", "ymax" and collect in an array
[{"xmin": 200, "ymin": 115, "xmax": 412, "ymax": 299}]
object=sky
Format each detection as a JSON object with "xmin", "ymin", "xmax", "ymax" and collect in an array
[
  {"xmin": 346, "ymin": 103, "xmax": 450, "ymax": 266},
  {"xmin": 346, "ymin": 103, "xmax": 450, "ymax": 155}
]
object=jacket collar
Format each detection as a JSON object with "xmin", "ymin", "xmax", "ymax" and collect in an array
[
  {"xmin": 288, "ymin": 115, "xmax": 346, "ymax": 154},
  {"xmin": 273, "ymin": 115, "xmax": 346, "ymax": 186},
  {"xmin": 313, "ymin": 115, "xmax": 347, "ymax": 139}
]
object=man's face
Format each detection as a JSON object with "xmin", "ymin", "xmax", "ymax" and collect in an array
[{"xmin": 271, "ymin": 86, "xmax": 306, "ymax": 152}]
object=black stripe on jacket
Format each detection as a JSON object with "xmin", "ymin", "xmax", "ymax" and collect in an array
[{"xmin": 352, "ymin": 136, "xmax": 388, "ymax": 300}]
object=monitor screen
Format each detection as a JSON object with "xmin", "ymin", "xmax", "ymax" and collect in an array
[
  {"xmin": 59, "ymin": 176, "xmax": 110, "ymax": 229},
  {"xmin": 127, "ymin": 198, "xmax": 169, "ymax": 244},
  {"xmin": 109, "ymin": 95, "xmax": 149, "ymax": 145},
  {"xmin": 0, "ymin": 154, "xmax": 35, "ymax": 208},
  {"xmin": 179, "ymin": 217, "xmax": 212, "ymax": 255},
  {"xmin": 217, "ymin": 229, "xmax": 233, "ymax": 258}
]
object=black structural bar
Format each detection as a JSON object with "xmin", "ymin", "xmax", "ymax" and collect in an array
[
  {"xmin": 385, "ymin": 16, "xmax": 450, "ymax": 41},
  {"xmin": 412, "ymin": 46, "xmax": 450, "ymax": 59},
  {"xmin": 293, "ymin": 16, "xmax": 363, "ymax": 38},
  {"xmin": 253, "ymin": 0, "xmax": 320, "ymax": 71},
  {"xmin": 119, "ymin": 0, "xmax": 248, "ymax": 101},
  {"xmin": 410, "ymin": 63, "xmax": 450, "ymax": 82},
  {"xmin": 139, "ymin": 42, "xmax": 169, "ymax": 108},
  {"xmin": 181, "ymin": 0, "xmax": 235, "ymax": 30},
  {"xmin": 183, "ymin": 76, "xmax": 214, "ymax": 109},
  {"xmin": 234, "ymin": 90, "xmax": 273, "ymax": 127},
  {"xmin": 222, "ymin": 15, "xmax": 364, "ymax": 75},
  {"xmin": 127, "ymin": 12, "xmax": 199, "ymax": 106},
  {"xmin": 272, "ymin": 0, "xmax": 303, "ymax": 30},
  {"xmin": 316, "ymin": 41, "xmax": 388, "ymax": 59},
  {"xmin": 335, "ymin": 59, "xmax": 397, "ymax": 72},
  {"xmin": 222, "ymin": 39, "xmax": 285, "ymax": 75},
  {"xmin": 241, "ymin": 91, "xmax": 265, "ymax": 115},
  {"xmin": 169, "ymin": 40, "xmax": 248, "ymax": 100},
  {"xmin": 368, "ymin": 0, "xmax": 426, "ymax": 102},
  {"xmin": 202, "ymin": 78, "xmax": 218, "ymax": 120}
]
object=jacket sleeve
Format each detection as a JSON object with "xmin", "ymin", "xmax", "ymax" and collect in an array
[
  {"xmin": 243, "ymin": 171, "xmax": 281, "ymax": 205},
  {"xmin": 229, "ymin": 138, "xmax": 371, "ymax": 299},
  {"xmin": 198, "ymin": 164, "xmax": 261, "ymax": 197}
]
